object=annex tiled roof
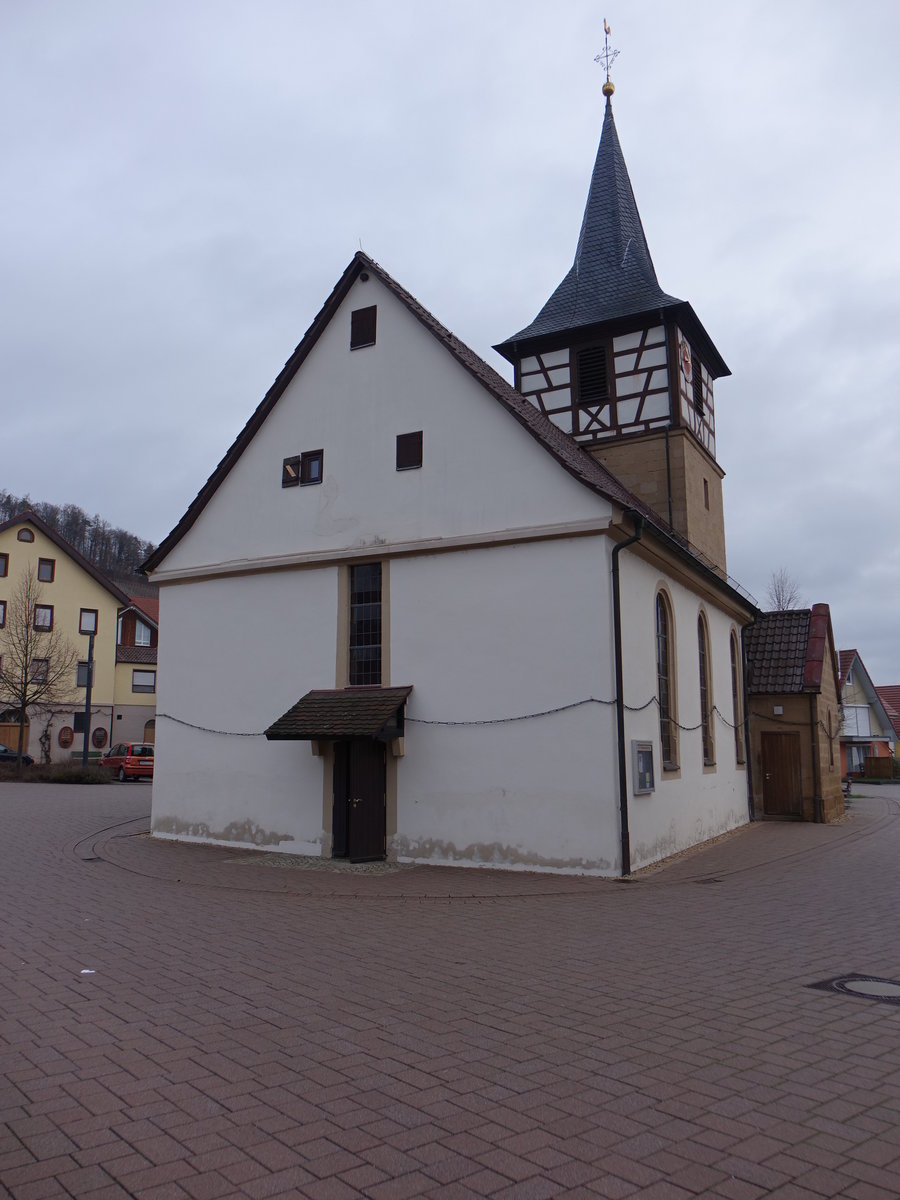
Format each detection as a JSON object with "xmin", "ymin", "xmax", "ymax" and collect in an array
[
  {"xmin": 745, "ymin": 610, "xmax": 811, "ymax": 694},
  {"xmin": 142, "ymin": 253, "xmax": 754, "ymax": 616},
  {"xmin": 876, "ymin": 686, "xmax": 900, "ymax": 738},
  {"xmin": 266, "ymin": 687, "xmax": 413, "ymax": 741},
  {"xmin": 744, "ymin": 604, "xmax": 838, "ymax": 696}
]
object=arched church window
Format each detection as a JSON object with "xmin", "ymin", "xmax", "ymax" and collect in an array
[
  {"xmin": 698, "ymin": 614, "xmax": 715, "ymax": 766},
  {"xmin": 730, "ymin": 632, "xmax": 745, "ymax": 764},
  {"xmin": 656, "ymin": 593, "xmax": 678, "ymax": 768}
]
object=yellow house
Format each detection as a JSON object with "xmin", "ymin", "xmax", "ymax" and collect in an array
[{"xmin": 0, "ymin": 511, "xmax": 157, "ymax": 762}]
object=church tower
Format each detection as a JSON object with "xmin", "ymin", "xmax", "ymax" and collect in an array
[{"xmin": 494, "ymin": 68, "xmax": 730, "ymax": 572}]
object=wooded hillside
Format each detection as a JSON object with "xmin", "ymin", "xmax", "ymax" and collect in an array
[{"xmin": 0, "ymin": 492, "xmax": 156, "ymax": 576}]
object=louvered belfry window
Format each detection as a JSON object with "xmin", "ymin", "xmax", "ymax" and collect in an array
[
  {"xmin": 692, "ymin": 354, "xmax": 704, "ymax": 415},
  {"xmin": 576, "ymin": 344, "xmax": 609, "ymax": 406}
]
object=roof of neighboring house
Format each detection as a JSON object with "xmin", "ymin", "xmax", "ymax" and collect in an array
[
  {"xmin": 744, "ymin": 604, "xmax": 839, "ymax": 696},
  {"xmin": 876, "ymin": 686, "xmax": 900, "ymax": 738},
  {"xmin": 839, "ymin": 649, "xmax": 858, "ymax": 687},
  {"xmin": 127, "ymin": 595, "xmax": 159, "ymax": 625},
  {"xmin": 838, "ymin": 649, "xmax": 898, "ymax": 741},
  {"xmin": 142, "ymin": 253, "xmax": 755, "ymax": 616},
  {"xmin": 266, "ymin": 686, "xmax": 413, "ymax": 741},
  {"xmin": 116, "ymin": 645, "xmax": 158, "ymax": 666},
  {"xmin": 0, "ymin": 511, "xmax": 137, "ymax": 609},
  {"xmin": 492, "ymin": 99, "xmax": 728, "ymax": 378}
]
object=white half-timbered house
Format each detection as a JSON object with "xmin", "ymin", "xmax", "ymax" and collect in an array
[{"xmin": 144, "ymin": 94, "xmax": 756, "ymax": 875}]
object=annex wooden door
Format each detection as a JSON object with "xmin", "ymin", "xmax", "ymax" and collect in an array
[
  {"xmin": 332, "ymin": 739, "xmax": 386, "ymax": 862},
  {"xmin": 761, "ymin": 731, "xmax": 802, "ymax": 817}
]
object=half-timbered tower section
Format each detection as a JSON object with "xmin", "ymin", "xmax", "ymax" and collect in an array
[{"xmin": 494, "ymin": 96, "xmax": 729, "ymax": 574}]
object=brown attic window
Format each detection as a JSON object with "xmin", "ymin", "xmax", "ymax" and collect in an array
[
  {"xmin": 300, "ymin": 449, "xmax": 323, "ymax": 485},
  {"xmin": 17, "ymin": 529, "xmax": 34, "ymax": 542},
  {"xmin": 396, "ymin": 431, "xmax": 423, "ymax": 471},
  {"xmin": 350, "ymin": 305, "xmax": 377, "ymax": 350},
  {"xmin": 576, "ymin": 344, "xmax": 609, "ymax": 406}
]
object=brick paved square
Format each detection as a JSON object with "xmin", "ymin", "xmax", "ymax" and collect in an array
[{"xmin": 5, "ymin": 785, "xmax": 900, "ymax": 1199}]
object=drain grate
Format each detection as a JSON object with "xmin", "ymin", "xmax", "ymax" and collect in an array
[{"xmin": 808, "ymin": 974, "xmax": 900, "ymax": 1005}]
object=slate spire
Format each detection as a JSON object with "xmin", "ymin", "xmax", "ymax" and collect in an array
[{"xmin": 497, "ymin": 98, "xmax": 682, "ymax": 351}]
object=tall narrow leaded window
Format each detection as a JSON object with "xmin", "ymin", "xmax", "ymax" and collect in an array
[
  {"xmin": 698, "ymin": 615, "xmax": 715, "ymax": 766},
  {"xmin": 730, "ymin": 632, "xmax": 745, "ymax": 764},
  {"xmin": 349, "ymin": 563, "xmax": 382, "ymax": 686},
  {"xmin": 656, "ymin": 593, "xmax": 677, "ymax": 768}
]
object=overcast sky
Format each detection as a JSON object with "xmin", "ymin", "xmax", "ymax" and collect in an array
[{"xmin": 3, "ymin": 2, "xmax": 899, "ymax": 681}]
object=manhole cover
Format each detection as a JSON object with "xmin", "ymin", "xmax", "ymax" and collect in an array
[{"xmin": 808, "ymin": 974, "xmax": 900, "ymax": 1005}]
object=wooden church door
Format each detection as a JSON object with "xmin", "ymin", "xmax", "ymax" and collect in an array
[{"xmin": 332, "ymin": 739, "xmax": 386, "ymax": 862}]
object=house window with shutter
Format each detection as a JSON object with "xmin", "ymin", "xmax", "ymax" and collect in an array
[
  {"xmin": 350, "ymin": 305, "xmax": 377, "ymax": 350},
  {"xmin": 575, "ymin": 344, "xmax": 610, "ymax": 406},
  {"xmin": 300, "ymin": 449, "xmax": 323, "ymax": 485},
  {"xmin": 396, "ymin": 431, "xmax": 423, "ymax": 471}
]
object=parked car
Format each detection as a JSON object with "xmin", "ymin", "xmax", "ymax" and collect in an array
[
  {"xmin": 101, "ymin": 743, "xmax": 154, "ymax": 781},
  {"xmin": 0, "ymin": 743, "xmax": 34, "ymax": 766}
]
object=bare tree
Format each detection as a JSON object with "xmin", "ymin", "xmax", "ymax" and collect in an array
[
  {"xmin": 0, "ymin": 567, "xmax": 78, "ymax": 773},
  {"xmin": 766, "ymin": 567, "xmax": 802, "ymax": 611}
]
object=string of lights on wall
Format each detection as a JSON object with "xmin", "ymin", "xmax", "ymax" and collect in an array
[{"xmin": 155, "ymin": 696, "xmax": 847, "ymax": 741}]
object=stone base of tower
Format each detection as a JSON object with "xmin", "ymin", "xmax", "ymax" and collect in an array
[{"xmin": 588, "ymin": 429, "xmax": 727, "ymax": 574}]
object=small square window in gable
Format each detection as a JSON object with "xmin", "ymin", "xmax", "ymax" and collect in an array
[
  {"xmin": 350, "ymin": 305, "xmax": 377, "ymax": 350},
  {"xmin": 396, "ymin": 431, "xmax": 423, "ymax": 471},
  {"xmin": 38, "ymin": 558, "xmax": 55, "ymax": 582},
  {"xmin": 0, "ymin": 553, "xmax": 7, "ymax": 577},
  {"xmin": 300, "ymin": 449, "xmax": 323, "ymax": 485},
  {"xmin": 282, "ymin": 456, "xmax": 301, "ymax": 488}
]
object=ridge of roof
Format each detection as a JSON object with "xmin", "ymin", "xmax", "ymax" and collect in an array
[
  {"xmin": 142, "ymin": 252, "xmax": 754, "ymax": 614},
  {"xmin": 0, "ymin": 510, "xmax": 137, "ymax": 608},
  {"xmin": 804, "ymin": 603, "xmax": 839, "ymax": 694}
]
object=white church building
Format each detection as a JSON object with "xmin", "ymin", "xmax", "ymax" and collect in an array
[{"xmin": 144, "ymin": 90, "xmax": 757, "ymax": 875}]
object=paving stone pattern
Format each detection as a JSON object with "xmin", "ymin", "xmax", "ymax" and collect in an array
[{"xmin": 3, "ymin": 783, "xmax": 900, "ymax": 1199}]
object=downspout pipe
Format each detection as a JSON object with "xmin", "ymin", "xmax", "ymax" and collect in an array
[
  {"xmin": 809, "ymin": 692, "xmax": 823, "ymax": 823},
  {"xmin": 612, "ymin": 508, "xmax": 644, "ymax": 877}
]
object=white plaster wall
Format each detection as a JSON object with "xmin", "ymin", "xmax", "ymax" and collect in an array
[
  {"xmin": 159, "ymin": 273, "xmax": 605, "ymax": 575},
  {"xmin": 151, "ymin": 569, "xmax": 339, "ymax": 852},
  {"xmin": 617, "ymin": 551, "xmax": 750, "ymax": 868},
  {"xmin": 390, "ymin": 537, "xmax": 622, "ymax": 873}
]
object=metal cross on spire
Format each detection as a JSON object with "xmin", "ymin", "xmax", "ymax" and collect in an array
[{"xmin": 593, "ymin": 18, "xmax": 619, "ymax": 97}]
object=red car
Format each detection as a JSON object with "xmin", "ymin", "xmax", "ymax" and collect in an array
[{"xmin": 101, "ymin": 742, "xmax": 154, "ymax": 781}]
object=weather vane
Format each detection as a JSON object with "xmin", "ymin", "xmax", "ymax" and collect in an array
[{"xmin": 593, "ymin": 18, "xmax": 619, "ymax": 97}]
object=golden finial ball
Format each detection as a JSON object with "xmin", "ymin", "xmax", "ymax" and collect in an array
[{"xmin": 602, "ymin": 81, "xmax": 615, "ymax": 97}]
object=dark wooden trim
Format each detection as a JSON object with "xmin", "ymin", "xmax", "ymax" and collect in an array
[
  {"xmin": 37, "ymin": 557, "xmax": 55, "ymax": 583},
  {"xmin": 0, "ymin": 552, "xmax": 7, "ymax": 578}
]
